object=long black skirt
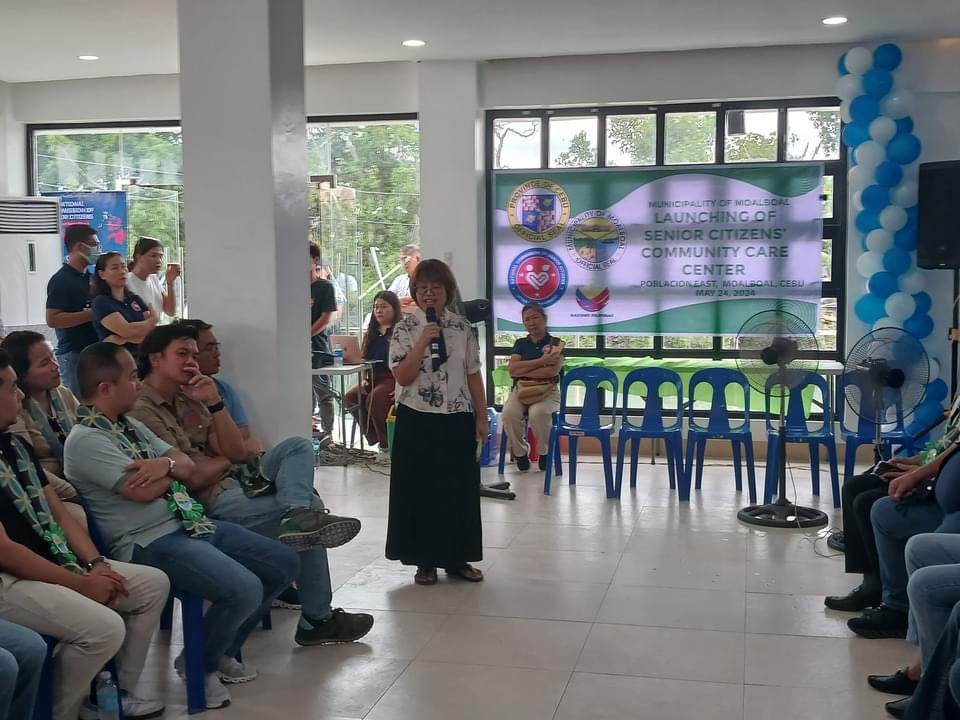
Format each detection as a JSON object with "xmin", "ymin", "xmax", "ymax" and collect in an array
[{"xmin": 385, "ymin": 404, "xmax": 482, "ymax": 569}]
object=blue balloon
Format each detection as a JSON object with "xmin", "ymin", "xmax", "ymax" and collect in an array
[
  {"xmin": 913, "ymin": 291, "xmax": 932, "ymax": 314},
  {"xmin": 875, "ymin": 161, "xmax": 904, "ymax": 188},
  {"xmin": 888, "ymin": 133, "xmax": 923, "ymax": 165},
  {"xmin": 862, "ymin": 68, "xmax": 893, "ymax": 97},
  {"xmin": 904, "ymin": 312, "xmax": 935, "ymax": 339},
  {"xmin": 895, "ymin": 117, "xmax": 914, "ymax": 135},
  {"xmin": 894, "ymin": 226, "xmax": 918, "ymax": 251},
  {"xmin": 927, "ymin": 379, "xmax": 949, "ymax": 403},
  {"xmin": 838, "ymin": 53, "xmax": 849, "ymax": 76},
  {"xmin": 861, "ymin": 185, "xmax": 890, "ymax": 210},
  {"xmin": 868, "ymin": 271, "xmax": 900, "ymax": 298},
  {"xmin": 842, "ymin": 123, "xmax": 870, "ymax": 149},
  {"xmin": 850, "ymin": 95, "xmax": 881, "ymax": 124},
  {"xmin": 906, "ymin": 206, "xmax": 919, "ymax": 226},
  {"xmin": 874, "ymin": 43, "xmax": 903, "ymax": 70},
  {"xmin": 915, "ymin": 399, "xmax": 945, "ymax": 427},
  {"xmin": 883, "ymin": 247, "xmax": 912, "ymax": 275},
  {"xmin": 855, "ymin": 294, "xmax": 888, "ymax": 325},
  {"xmin": 856, "ymin": 210, "xmax": 882, "ymax": 234}
]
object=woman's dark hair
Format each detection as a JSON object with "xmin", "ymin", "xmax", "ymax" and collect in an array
[
  {"xmin": 137, "ymin": 322, "xmax": 199, "ymax": 379},
  {"xmin": 411, "ymin": 259, "xmax": 459, "ymax": 310},
  {"xmin": 521, "ymin": 303, "xmax": 547, "ymax": 321},
  {"xmin": 64, "ymin": 224, "xmax": 96, "ymax": 252},
  {"xmin": 362, "ymin": 291, "xmax": 401, "ymax": 357},
  {"xmin": 91, "ymin": 252, "xmax": 126, "ymax": 297},
  {"xmin": 0, "ymin": 331, "xmax": 47, "ymax": 392},
  {"xmin": 129, "ymin": 237, "xmax": 163, "ymax": 271}
]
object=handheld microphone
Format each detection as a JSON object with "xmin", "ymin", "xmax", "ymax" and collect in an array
[{"xmin": 425, "ymin": 307, "xmax": 441, "ymax": 371}]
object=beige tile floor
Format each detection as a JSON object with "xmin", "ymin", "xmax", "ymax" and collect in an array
[{"xmin": 136, "ymin": 456, "xmax": 915, "ymax": 719}]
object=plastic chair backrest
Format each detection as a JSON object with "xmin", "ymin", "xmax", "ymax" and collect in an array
[
  {"xmin": 77, "ymin": 498, "xmax": 111, "ymax": 556},
  {"xmin": 838, "ymin": 370, "xmax": 907, "ymax": 436},
  {"xmin": 559, "ymin": 366, "xmax": 618, "ymax": 430},
  {"xmin": 621, "ymin": 367, "xmax": 683, "ymax": 432},
  {"xmin": 764, "ymin": 369, "xmax": 830, "ymax": 434},
  {"xmin": 687, "ymin": 368, "xmax": 750, "ymax": 433}
]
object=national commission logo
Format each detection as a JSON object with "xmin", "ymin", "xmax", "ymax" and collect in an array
[
  {"xmin": 565, "ymin": 210, "xmax": 626, "ymax": 271},
  {"xmin": 507, "ymin": 179, "xmax": 571, "ymax": 242},
  {"xmin": 507, "ymin": 248, "xmax": 568, "ymax": 307}
]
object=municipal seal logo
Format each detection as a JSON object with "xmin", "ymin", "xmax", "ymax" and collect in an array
[
  {"xmin": 565, "ymin": 210, "xmax": 626, "ymax": 271},
  {"xmin": 575, "ymin": 286, "xmax": 610, "ymax": 312},
  {"xmin": 508, "ymin": 249, "xmax": 568, "ymax": 307},
  {"xmin": 508, "ymin": 179, "xmax": 571, "ymax": 242}
]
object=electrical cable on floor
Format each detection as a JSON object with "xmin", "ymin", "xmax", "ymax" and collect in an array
[{"xmin": 783, "ymin": 456, "xmax": 844, "ymax": 559}]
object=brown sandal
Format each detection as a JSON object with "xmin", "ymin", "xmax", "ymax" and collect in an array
[
  {"xmin": 445, "ymin": 565, "xmax": 484, "ymax": 582},
  {"xmin": 414, "ymin": 567, "xmax": 437, "ymax": 585}
]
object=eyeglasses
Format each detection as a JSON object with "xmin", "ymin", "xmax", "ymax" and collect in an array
[
  {"xmin": 199, "ymin": 343, "xmax": 221, "ymax": 353},
  {"xmin": 414, "ymin": 283, "xmax": 444, "ymax": 295}
]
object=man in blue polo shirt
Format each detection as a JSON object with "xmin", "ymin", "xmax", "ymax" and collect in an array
[{"xmin": 45, "ymin": 225, "xmax": 101, "ymax": 395}]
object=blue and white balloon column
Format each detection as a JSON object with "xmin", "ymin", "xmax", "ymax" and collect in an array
[{"xmin": 838, "ymin": 43, "xmax": 945, "ymax": 438}]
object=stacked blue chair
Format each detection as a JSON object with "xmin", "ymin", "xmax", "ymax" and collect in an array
[
  {"xmin": 838, "ymin": 369, "xmax": 918, "ymax": 482},
  {"xmin": 543, "ymin": 367, "xmax": 618, "ymax": 498},
  {"xmin": 763, "ymin": 370, "xmax": 840, "ymax": 507},
  {"xmin": 616, "ymin": 368, "xmax": 684, "ymax": 494},
  {"xmin": 683, "ymin": 368, "xmax": 757, "ymax": 503}
]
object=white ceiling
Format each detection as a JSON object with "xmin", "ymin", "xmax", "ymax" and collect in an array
[{"xmin": 1, "ymin": 0, "xmax": 958, "ymax": 83}]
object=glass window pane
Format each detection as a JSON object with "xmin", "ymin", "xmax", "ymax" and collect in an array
[
  {"xmin": 664, "ymin": 111, "xmax": 716, "ymax": 165},
  {"xmin": 821, "ymin": 239, "xmax": 832, "ymax": 282},
  {"xmin": 724, "ymin": 109, "xmax": 778, "ymax": 163},
  {"xmin": 554, "ymin": 334, "xmax": 597, "ymax": 349},
  {"xmin": 605, "ymin": 335, "xmax": 654, "ymax": 350},
  {"xmin": 818, "ymin": 297, "xmax": 838, "ymax": 351},
  {"xmin": 492, "ymin": 118, "xmax": 542, "ymax": 169},
  {"xmin": 787, "ymin": 107, "xmax": 841, "ymax": 161},
  {"xmin": 605, "ymin": 115, "xmax": 656, "ymax": 166},
  {"xmin": 549, "ymin": 116, "xmax": 598, "ymax": 168},
  {"xmin": 663, "ymin": 335, "xmax": 713, "ymax": 350},
  {"xmin": 493, "ymin": 356, "xmax": 511, "ymax": 406},
  {"xmin": 822, "ymin": 176, "xmax": 834, "ymax": 219}
]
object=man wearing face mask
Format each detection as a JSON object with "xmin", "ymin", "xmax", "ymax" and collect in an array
[{"xmin": 45, "ymin": 225, "xmax": 101, "ymax": 396}]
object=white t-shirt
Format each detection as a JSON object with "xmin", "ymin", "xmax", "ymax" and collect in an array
[
  {"xmin": 388, "ymin": 273, "xmax": 411, "ymax": 298},
  {"xmin": 126, "ymin": 272, "xmax": 165, "ymax": 317}
]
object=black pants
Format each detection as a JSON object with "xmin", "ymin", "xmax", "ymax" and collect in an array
[{"xmin": 841, "ymin": 471, "xmax": 887, "ymax": 575}]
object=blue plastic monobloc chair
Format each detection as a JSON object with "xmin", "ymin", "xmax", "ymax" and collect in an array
[
  {"xmin": 543, "ymin": 366, "xmax": 618, "ymax": 498},
  {"xmin": 838, "ymin": 370, "xmax": 918, "ymax": 483},
  {"xmin": 616, "ymin": 368, "xmax": 684, "ymax": 495},
  {"xmin": 763, "ymin": 370, "xmax": 840, "ymax": 508},
  {"xmin": 497, "ymin": 410, "xmax": 563, "ymax": 477},
  {"xmin": 683, "ymin": 368, "xmax": 757, "ymax": 503}
]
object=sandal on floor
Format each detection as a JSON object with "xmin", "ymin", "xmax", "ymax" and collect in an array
[
  {"xmin": 414, "ymin": 567, "xmax": 437, "ymax": 585},
  {"xmin": 445, "ymin": 565, "xmax": 484, "ymax": 582}
]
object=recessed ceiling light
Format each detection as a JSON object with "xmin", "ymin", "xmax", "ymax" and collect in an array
[
  {"xmin": 78, "ymin": 54, "xmax": 100, "ymax": 61},
  {"xmin": 822, "ymin": 15, "xmax": 848, "ymax": 25},
  {"xmin": 401, "ymin": 39, "xmax": 426, "ymax": 48}
]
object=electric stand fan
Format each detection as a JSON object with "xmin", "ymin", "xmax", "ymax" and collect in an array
[{"xmin": 735, "ymin": 309, "xmax": 828, "ymax": 528}]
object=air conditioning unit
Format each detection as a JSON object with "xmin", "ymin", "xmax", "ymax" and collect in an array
[{"xmin": 0, "ymin": 197, "xmax": 62, "ymax": 335}]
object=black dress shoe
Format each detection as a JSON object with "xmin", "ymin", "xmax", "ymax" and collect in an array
[
  {"xmin": 539, "ymin": 455, "xmax": 548, "ymax": 472},
  {"xmin": 868, "ymin": 667, "xmax": 919, "ymax": 696},
  {"xmin": 516, "ymin": 454, "xmax": 530, "ymax": 471},
  {"xmin": 827, "ymin": 530, "xmax": 845, "ymax": 552},
  {"xmin": 848, "ymin": 604, "xmax": 909, "ymax": 639},
  {"xmin": 824, "ymin": 584, "xmax": 882, "ymax": 612},
  {"xmin": 885, "ymin": 697, "xmax": 910, "ymax": 718}
]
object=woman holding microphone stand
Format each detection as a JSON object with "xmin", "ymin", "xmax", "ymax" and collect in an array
[{"xmin": 386, "ymin": 259, "xmax": 487, "ymax": 586}]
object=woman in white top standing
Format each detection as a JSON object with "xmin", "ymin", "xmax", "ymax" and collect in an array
[
  {"xmin": 126, "ymin": 237, "xmax": 180, "ymax": 318},
  {"xmin": 387, "ymin": 259, "xmax": 488, "ymax": 586}
]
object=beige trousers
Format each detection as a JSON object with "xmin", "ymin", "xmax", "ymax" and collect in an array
[
  {"xmin": 501, "ymin": 387, "xmax": 561, "ymax": 458},
  {"xmin": 0, "ymin": 561, "xmax": 169, "ymax": 720}
]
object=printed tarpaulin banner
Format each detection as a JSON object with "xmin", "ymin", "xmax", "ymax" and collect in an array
[
  {"xmin": 43, "ymin": 191, "xmax": 128, "ymax": 257},
  {"xmin": 492, "ymin": 165, "xmax": 824, "ymax": 336}
]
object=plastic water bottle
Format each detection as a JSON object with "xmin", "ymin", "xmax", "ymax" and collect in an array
[
  {"xmin": 95, "ymin": 671, "xmax": 120, "ymax": 720},
  {"xmin": 333, "ymin": 344, "xmax": 344, "ymax": 367}
]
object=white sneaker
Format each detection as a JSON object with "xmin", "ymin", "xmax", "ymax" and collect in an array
[
  {"xmin": 204, "ymin": 672, "xmax": 231, "ymax": 709},
  {"xmin": 375, "ymin": 450, "xmax": 391, "ymax": 466},
  {"xmin": 217, "ymin": 655, "xmax": 257, "ymax": 684},
  {"xmin": 120, "ymin": 690, "xmax": 165, "ymax": 719}
]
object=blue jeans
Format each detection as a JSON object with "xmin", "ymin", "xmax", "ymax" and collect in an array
[
  {"xmin": 871, "ymin": 497, "xmax": 960, "ymax": 610},
  {"xmin": 906, "ymin": 534, "xmax": 960, "ymax": 667},
  {"xmin": 905, "ymin": 602, "xmax": 960, "ymax": 720},
  {"xmin": 210, "ymin": 437, "xmax": 333, "ymax": 620},
  {"xmin": 55, "ymin": 350, "xmax": 81, "ymax": 398},
  {"xmin": 0, "ymin": 619, "xmax": 45, "ymax": 720},
  {"xmin": 132, "ymin": 522, "xmax": 298, "ymax": 672}
]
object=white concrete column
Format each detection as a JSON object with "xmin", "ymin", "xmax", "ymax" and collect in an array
[
  {"xmin": 0, "ymin": 81, "xmax": 26, "ymax": 197},
  {"xmin": 416, "ymin": 61, "xmax": 484, "ymax": 300},
  {"xmin": 177, "ymin": 0, "xmax": 311, "ymax": 445}
]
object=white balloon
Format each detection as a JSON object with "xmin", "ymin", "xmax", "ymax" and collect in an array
[
  {"xmin": 880, "ymin": 205, "xmax": 908, "ymax": 232},
  {"xmin": 845, "ymin": 46, "xmax": 874, "ymax": 75},
  {"xmin": 929, "ymin": 358, "xmax": 941, "ymax": 382},
  {"xmin": 885, "ymin": 291, "xmax": 917, "ymax": 321},
  {"xmin": 849, "ymin": 164, "xmax": 875, "ymax": 191},
  {"xmin": 852, "ymin": 189, "xmax": 864, "ymax": 211},
  {"xmin": 901, "ymin": 163, "xmax": 920, "ymax": 183},
  {"xmin": 855, "ymin": 141, "xmax": 886, "ymax": 169},
  {"xmin": 865, "ymin": 228, "xmax": 894, "ymax": 252},
  {"xmin": 856, "ymin": 250, "xmax": 885, "ymax": 278},
  {"xmin": 873, "ymin": 317, "xmax": 903, "ymax": 332},
  {"xmin": 891, "ymin": 181, "xmax": 919, "ymax": 208},
  {"xmin": 840, "ymin": 100, "xmax": 853, "ymax": 125},
  {"xmin": 869, "ymin": 117, "xmax": 898, "ymax": 145},
  {"xmin": 881, "ymin": 89, "xmax": 915, "ymax": 119},
  {"xmin": 899, "ymin": 267, "xmax": 925, "ymax": 294},
  {"xmin": 836, "ymin": 74, "xmax": 864, "ymax": 101}
]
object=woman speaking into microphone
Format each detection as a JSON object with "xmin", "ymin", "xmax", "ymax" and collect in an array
[{"xmin": 386, "ymin": 259, "xmax": 488, "ymax": 585}]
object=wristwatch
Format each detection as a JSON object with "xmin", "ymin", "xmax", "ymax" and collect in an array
[
  {"xmin": 206, "ymin": 401, "xmax": 226, "ymax": 414},
  {"xmin": 84, "ymin": 556, "xmax": 107, "ymax": 571},
  {"xmin": 165, "ymin": 457, "xmax": 176, "ymax": 476}
]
